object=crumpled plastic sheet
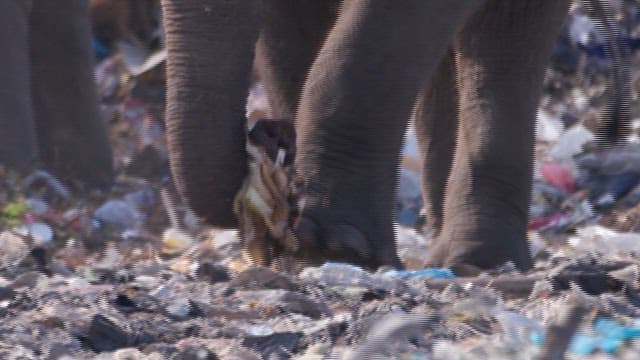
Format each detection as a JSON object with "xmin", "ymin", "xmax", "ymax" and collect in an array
[
  {"xmin": 382, "ymin": 268, "xmax": 455, "ymax": 280},
  {"xmin": 568, "ymin": 225, "xmax": 640, "ymax": 254},
  {"xmin": 530, "ymin": 317, "xmax": 640, "ymax": 356},
  {"xmin": 299, "ymin": 263, "xmax": 405, "ymax": 293},
  {"xmin": 529, "ymin": 142, "xmax": 640, "ymax": 232}
]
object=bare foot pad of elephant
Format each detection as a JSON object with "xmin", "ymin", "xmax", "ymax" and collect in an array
[
  {"xmin": 292, "ymin": 216, "xmax": 374, "ymax": 266},
  {"xmin": 290, "ymin": 212, "xmax": 404, "ymax": 270},
  {"xmin": 425, "ymin": 237, "xmax": 533, "ymax": 277}
]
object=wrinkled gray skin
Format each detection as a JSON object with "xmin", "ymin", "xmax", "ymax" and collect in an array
[
  {"xmin": 0, "ymin": 0, "xmax": 113, "ymax": 188},
  {"xmin": 161, "ymin": 0, "xmax": 572, "ymax": 274}
]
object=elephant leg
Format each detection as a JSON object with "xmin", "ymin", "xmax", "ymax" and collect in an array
[
  {"xmin": 414, "ymin": 49, "xmax": 458, "ymax": 238},
  {"xmin": 0, "ymin": 0, "xmax": 38, "ymax": 171},
  {"xmin": 255, "ymin": 0, "xmax": 340, "ymax": 119},
  {"xmin": 29, "ymin": 0, "xmax": 114, "ymax": 188},
  {"xmin": 161, "ymin": 0, "xmax": 262, "ymax": 228},
  {"xmin": 426, "ymin": 0, "xmax": 571, "ymax": 275},
  {"xmin": 293, "ymin": 0, "xmax": 480, "ymax": 270}
]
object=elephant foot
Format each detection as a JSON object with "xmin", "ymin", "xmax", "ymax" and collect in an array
[
  {"xmin": 425, "ymin": 230, "xmax": 533, "ymax": 277},
  {"xmin": 291, "ymin": 208, "xmax": 403, "ymax": 271}
]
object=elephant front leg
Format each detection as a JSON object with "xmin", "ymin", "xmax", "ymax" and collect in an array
[
  {"xmin": 161, "ymin": 0, "xmax": 262, "ymax": 228},
  {"xmin": 293, "ymin": 0, "xmax": 479, "ymax": 270},
  {"xmin": 426, "ymin": 0, "xmax": 571, "ymax": 275}
]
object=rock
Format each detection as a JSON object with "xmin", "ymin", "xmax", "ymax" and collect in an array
[
  {"xmin": 0, "ymin": 287, "xmax": 15, "ymax": 301},
  {"xmin": 10, "ymin": 271, "xmax": 43, "ymax": 289},
  {"xmin": 230, "ymin": 267, "xmax": 299, "ymax": 291},
  {"xmin": 112, "ymin": 348, "xmax": 146, "ymax": 360},
  {"xmin": 166, "ymin": 299, "xmax": 192, "ymax": 320},
  {"xmin": 45, "ymin": 342, "xmax": 76, "ymax": 359},
  {"xmin": 241, "ymin": 332, "xmax": 302, "ymax": 359},
  {"xmin": 172, "ymin": 347, "xmax": 219, "ymax": 360},
  {"xmin": 83, "ymin": 314, "xmax": 133, "ymax": 352},
  {"xmin": 220, "ymin": 346, "xmax": 263, "ymax": 360},
  {"xmin": 294, "ymin": 343, "xmax": 331, "ymax": 360},
  {"xmin": 191, "ymin": 262, "xmax": 230, "ymax": 284},
  {"xmin": 200, "ymin": 304, "xmax": 261, "ymax": 320},
  {"xmin": 142, "ymin": 343, "xmax": 179, "ymax": 357},
  {"xmin": 112, "ymin": 293, "xmax": 141, "ymax": 314},
  {"xmin": 0, "ymin": 231, "xmax": 29, "ymax": 268},
  {"xmin": 609, "ymin": 265, "xmax": 640, "ymax": 287},
  {"xmin": 166, "ymin": 299, "xmax": 203, "ymax": 320},
  {"xmin": 0, "ymin": 345, "xmax": 36, "ymax": 359},
  {"xmin": 236, "ymin": 290, "xmax": 331, "ymax": 319}
]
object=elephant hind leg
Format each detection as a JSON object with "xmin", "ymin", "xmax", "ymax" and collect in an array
[
  {"xmin": 426, "ymin": 0, "xmax": 571, "ymax": 275},
  {"xmin": 30, "ymin": 0, "xmax": 114, "ymax": 189},
  {"xmin": 255, "ymin": 0, "xmax": 340, "ymax": 120},
  {"xmin": 0, "ymin": 0, "xmax": 38, "ymax": 171},
  {"xmin": 414, "ymin": 48, "xmax": 458, "ymax": 238}
]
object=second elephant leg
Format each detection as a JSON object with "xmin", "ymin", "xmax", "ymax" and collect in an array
[
  {"xmin": 294, "ymin": 0, "xmax": 479, "ymax": 270},
  {"xmin": 30, "ymin": 0, "xmax": 114, "ymax": 188},
  {"xmin": 255, "ymin": 0, "xmax": 340, "ymax": 120},
  {"xmin": 426, "ymin": 0, "xmax": 571, "ymax": 274},
  {"xmin": 414, "ymin": 49, "xmax": 458, "ymax": 238}
]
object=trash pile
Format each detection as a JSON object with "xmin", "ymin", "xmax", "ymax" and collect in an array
[{"xmin": 0, "ymin": 1, "xmax": 639, "ymax": 359}]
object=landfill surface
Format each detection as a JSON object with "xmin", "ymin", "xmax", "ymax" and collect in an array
[{"xmin": 1, "ymin": 1, "xmax": 640, "ymax": 359}]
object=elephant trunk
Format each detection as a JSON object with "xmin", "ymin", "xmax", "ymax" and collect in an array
[{"xmin": 161, "ymin": 0, "xmax": 262, "ymax": 227}]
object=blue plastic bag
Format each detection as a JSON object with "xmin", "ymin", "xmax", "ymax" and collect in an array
[{"xmin": 382, "ymin": 268, "xmax": 455, "ymax": 280}]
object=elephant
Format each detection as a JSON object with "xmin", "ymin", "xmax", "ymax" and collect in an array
[
  {"xmin": 160, "ymin": 0, "xmax": 623, "ymax": 275},
  {"xmin": 0, "ymin": 0, "xmax": 113, "ymax": 188}
]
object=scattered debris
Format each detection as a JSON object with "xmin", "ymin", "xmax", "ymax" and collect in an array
[{"xmin": 0, "ymin": 3, "xmax": 639, "ymax": 359}]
